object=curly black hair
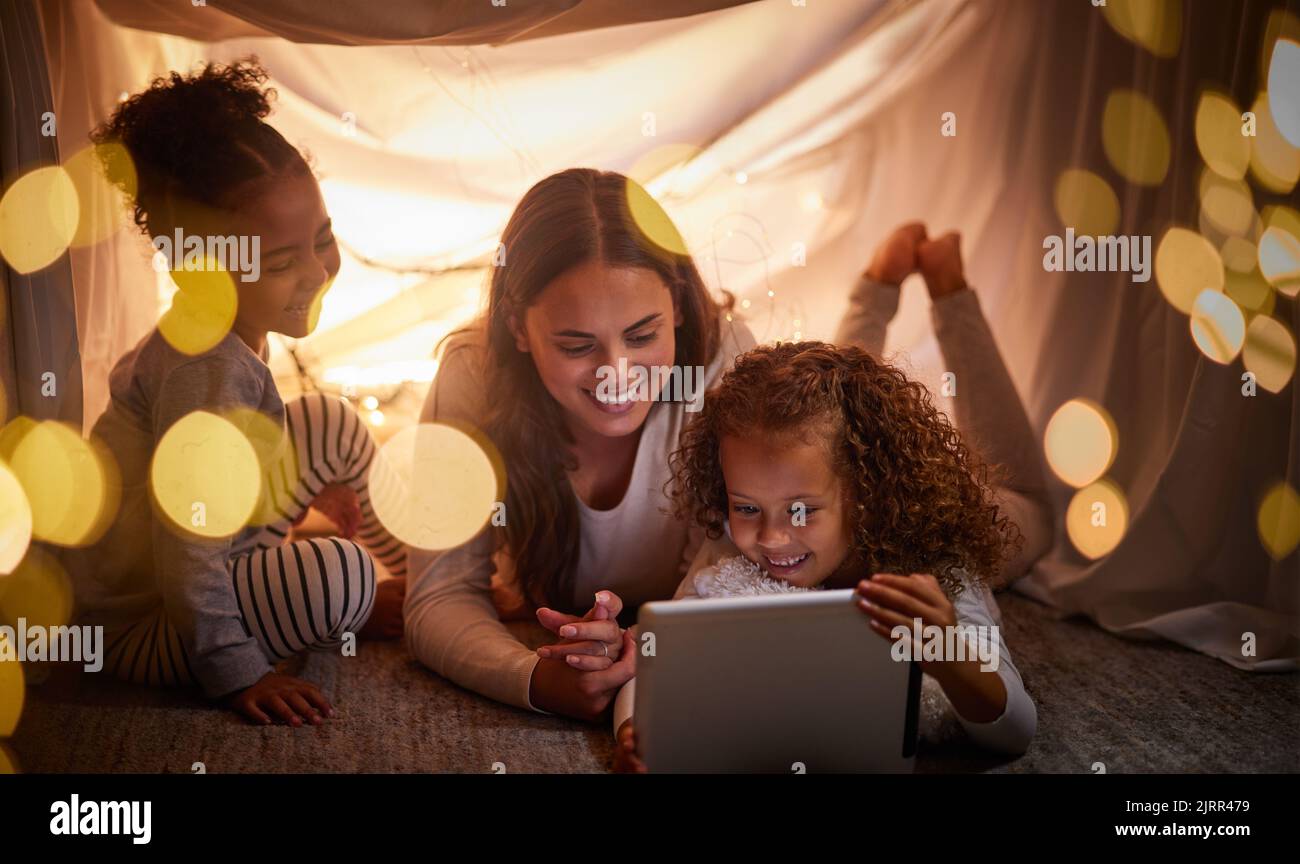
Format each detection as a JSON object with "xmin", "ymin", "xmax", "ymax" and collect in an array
[
  {"xmin": 90, "ymin": 57, "xmax": 307, "ymax": 235},
  {"xmin": 669, "ymin": 341, "xmax": 1023, "ymax": 596}
]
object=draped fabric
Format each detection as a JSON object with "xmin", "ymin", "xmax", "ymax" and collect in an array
[{"xmin": 18, "ymin": 0, "xmax": 1300, "ymax": 667}]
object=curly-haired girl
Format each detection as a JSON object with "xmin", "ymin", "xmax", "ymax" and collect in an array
[
  {"xmin": 68, "ymin": 59, "xmax": 407, "ymax": 726},
  {"xmin": 612, "ymin": 338, "xmax": 1038, "ymax": 769}
]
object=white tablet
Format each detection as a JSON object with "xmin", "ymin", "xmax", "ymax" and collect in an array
[{"xmin": 635, "ymin": 588, "xmax": 920, "ymax": 773}]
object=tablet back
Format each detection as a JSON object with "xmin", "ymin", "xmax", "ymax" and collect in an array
[{"xmin": 636, "ymin": 589, "xmax": 920, "ymax": 773}]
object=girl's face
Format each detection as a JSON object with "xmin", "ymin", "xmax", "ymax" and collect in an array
[
  {"xmin": 228, "ymin": 169, "xmax": 340, "ymax": 343},
  {"xmin": 720, "ymin": 432, "xmax": 854, "ymax": 588},
  {"xmin": 513, "ymin": 260, "xmax": 682, "ymax": 441}
]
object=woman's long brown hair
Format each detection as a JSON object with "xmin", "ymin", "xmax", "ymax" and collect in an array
[{"xmin": 471, "ymin": 168, "xmax": 724, "ymax": 611}]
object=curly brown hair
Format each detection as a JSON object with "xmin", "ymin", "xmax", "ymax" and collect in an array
[
  {"xmin": 90, "ymin": 57, "xmax": 308, "ymax": 236},
  {"xmin": 669, "ymin": 341, "xmax": 1022, "ymax": 595}
]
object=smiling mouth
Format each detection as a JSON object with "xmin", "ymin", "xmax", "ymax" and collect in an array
[
  {"xmin": 763, "ymin": 552, "xmax": 811, "ymax": 572},
  {"xmin": 284, "ymin": 302, "xmax": 312, "ymax": 317},
  {"xmin": 582, "ymin": 387, "xmax": 638, "ymax": 415}
]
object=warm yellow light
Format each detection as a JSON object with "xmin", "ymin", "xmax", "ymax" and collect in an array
[
  {"xmin": 1267, "ymin": 39, "xmax": 1300, "ymax": 148},
  {"xmin": 64, "ymin": 142, "xmax": 134, "ymax": 249},
  {"xmin": 0, "ymin": 633, "xmax": 23, "ymax": 737},
  {"xmin": 222, "ymin": 407, "xmax": 294, "ymax": 527},
  {"xmin": 1224, "ymin": 268, "xmax": 1276, "ymax": 317},
  {"xmin": 1198, "ymin": 171, "xmax": 1255, "ymax": 239},
  {"xmin": 0, "ymin": 166, "xmax": 79, "ymax": 274},
  {"xmin": 361, "ymin": 396, "xmax": 379, "ymax": 411},
  {"xmin": 1102, "ymin": 89, "xmax": 1171, "ymax": 186},
  {"xmin": 0, "ymin": 461, "xmax": 32, "ymax": 576},
  {"xmin": 157, "ymin": 258, "xmax": 239, "ymax": 356},
  {"xmin": 0, "ymin": 420, "xmax": 117, "ymax": 548},
  {"xmin": 1044, "ymin": 398, "xmax": 1118, "ymax": 489},
  {"xmin": 1054, "ymin": 169, "xmax": 1120, "ymax": 236},
  {"xmin": 150, "ymin": 411, "xmax": 261, "ymax": 539},
  {"xmin": 1066, "ymin": 479, "xmax": 1129, "ymax": 560},
  {"xmin": 1195, "ymin": 90, "xmax": 1251, "ymax": 180},
  {"xmin": 1248, "ymin": 92, "xmax": 1300, "ymax": 194},
  {"xmin": 1243, "ymin": 314, "xmax": 1296, "ymax": 393},
  {"xmin": 0, "ymin": 545, "xmax": 74, "ymax": 633},
  {"xmin": 1189, "ymin": 289, "xmax": 1245, "ymax": 363},
  {"xmin": 625, "ymin": 179, "xmax": 689, "ymax": 257},
  {"xmin": 1257, "ymin": 206, "xmax": 1300, "ymax": 296},
  {"xmin": 1101, "ymin": 0, "xmax": 1181, "ymax": 58},
  {"xmin": 1257, "ymin": 481, "xmax": 1300, "ymax": 560},
  {"xmin": 1155, "ymin": 227, "xmax": 1224, "ymax": 314},
  {"xmin": 368, "ymin": 423, "xmax": 499, "ymax": 551}
]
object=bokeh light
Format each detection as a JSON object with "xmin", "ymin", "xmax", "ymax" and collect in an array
[
  {"xmin": 0, "ymin": 166, "xmax": 79, "ymax": 274},
  {"xmin": 1267, "ymin": 39, "xmax": 1300, "ymax": 148},
  {"xmin": 0, "ymin": 419, "xmax": 118, "ymax": 548},
  {"xmin": 1258, "ymin": 205, "xmax": 1300, "ymax": 297},
  {"xmin": 1243, "ymin": 314, "xmax": 1296, "ymax": 393},
  {"xmin": 1102, "ymin": 88, "xmax": 1171, "ymax": 186},
  {"xmin": 1054, "ymin": 168, "xmax": 1120, "ymax": 236},
  {"xmin": 0, "ymin": 460, "xmax": 32, "ymax": 576},
  {"xmin": 1248, "ymin": 91, "xmax": 1300, "ymax": 194},
  {"xmin": 1257, "ymin": 481, "xmax": 1300, "ymax": 560},
  {"xmin": 1195, "ymin": 90, "xmax": 1250, "ymax": 180},
  {"xmin": 625, "ymin": 178, "xmax": 690, "ymax": 257},
  {"xmin": 157, "ymin": 258, "xmax": 239, "ymax": 356},
  {"xmin": 1044, "ymin": 398, "xmax": 1118, "ymax": 489},
  {"xmin": 1224, "ymin": 268, "xmax": 1276, "ymax": 317},
  {"xmin": 1066, "ymin": 478, "xmax": 1130, "ymax": 560},
  {"xmin": 1101, "ymin": 0, "xmax": 1181, "ymax": 58},
  {"xmin": 0, "ymin": 633, "xmax": 22, "ymax": 738},
  {"xmin": 150, "ymin": 411, "xmax": 261, "ymax": 539},
  {"xmin": 368, "ymin": 423, "xmax": 500, "ymax": 551},
  {"xmin": 1155, "ymin": 227, "xmax": 1224, "ymax": 314},
  {"xmin": 64, "ymin": 142, "xmax": 134, "ymax": 249},
  {"xmin": 0, "ymin": 545, "xmax": 74, "ymax": 632},
  {"xmin": 1197, "ymin": 170, "xmax": 1255, "ymax": 239},
  {"xmin": 1189, "ymin": 289, "xmax": 1245, "ymax": 363},
  {"xmin": 223, "ymin": 407, "xmax": 296, "ymax": 527}
]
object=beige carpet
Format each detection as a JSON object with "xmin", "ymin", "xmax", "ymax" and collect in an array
[{"xmin": 8, "ymin": 594, "xmax": 1298, "ymax": 773}]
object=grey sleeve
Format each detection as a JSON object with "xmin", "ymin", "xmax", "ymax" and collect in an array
[
  {"xmin": 930, "ymin": 289, "xmax": 1055, "ymax": 588},
  {"xmin": 834, "ymin": 275, "xmax": 901, "ymax": 358},
  {"xmin": 151, "ymin": 356, "xmax": 274, "ymax": 699}
]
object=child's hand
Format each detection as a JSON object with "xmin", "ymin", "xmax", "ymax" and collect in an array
[
  {"xmin": 228, "ymin": 672, "xmax": 333, "ymax": 726},
  {"xmin": 613, "ymin": 719, "xmax": 647, "ymax": 773},
  {"xmin": 359, "ymin": 576, "xmax": 406, "ymax": 640},
  {"xmin": 855, "ymin": 573, "xmax": 956, "ymax": 676},
  {"xmin": 302, "ymin": 483, "xmax": 361, "ymax": 538},
  {"xmin": 529, "ymin": 628, "xmax": 637, "ymax": 722},
  {"xmin": 865, "ymin": 222, "xmax": 927, "ymax": 285},
  {"xmin": 916, "ymin": 231, "xmax": 968, "ymax": 300}
]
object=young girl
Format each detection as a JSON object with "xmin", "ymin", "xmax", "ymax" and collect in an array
[
  {"xmin": 67, "ymin": 60, "xmax": 407, "ymax": 726},
  {"xmin": 611, "ymin": 339, "xmax": 1038, "ymax": 770}
]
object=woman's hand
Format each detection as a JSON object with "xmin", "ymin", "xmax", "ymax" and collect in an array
[
  {"xmin": 916, "ymin": 231, "xmax": 969, "ymax": 300},
  {"xmin": 535, "ymin": 590, "xmax": 625, "ymax": 671},
  {"xmin": 613, "ymin": 719, "xmax": 647, "ymax": 773},
  {"xmin": 865, "ymin": 222, "xmax": 928, "ymax": 285},
  {"xmin": 529, "ymin": 629, "xmax": 636, "ymax": 721},
  {"xmin": 228, "ymin": 672, "xmax": 333, "ymax": 726},
  {"xmin": 359, "ymin": 576, "xmax": 406, "ymax": 640}
]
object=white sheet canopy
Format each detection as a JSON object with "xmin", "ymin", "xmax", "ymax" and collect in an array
[{"xmin": 17, "ymin": 0, "xmax": 1299, "ymax": 669}]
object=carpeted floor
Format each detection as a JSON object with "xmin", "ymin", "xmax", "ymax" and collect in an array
[{"xmin": 8, "ymin": 593, "xmax": 1298, "ymax": 773}]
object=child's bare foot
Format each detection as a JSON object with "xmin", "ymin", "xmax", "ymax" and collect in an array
[
  {"xmin": 917, "ymin": 231, "xmax": 969, "ymax": 300},
  {"xmin": 359, "ymin": 576, "xmax": 406, "ymax": 640},
  {"xmin": 865, "ymin": 222, "xmax": 927, "ymax": 285}
]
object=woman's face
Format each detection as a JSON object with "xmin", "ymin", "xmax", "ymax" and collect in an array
[
  {"xmin": 720, "ymin": 432, "xmax": 854, "ymax": 588},
  {"xmin": 228, "ymin": 169, "xmax": 340, "ymax": 342},
  {"xmin": 513, "ymin": 260, "xmax": 682, "ymax": 441}
]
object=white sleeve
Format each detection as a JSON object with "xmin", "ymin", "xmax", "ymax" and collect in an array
[
  {"xmin": 947, "ymin": 583, "xmax": 1037, "ymax": 755},
  {"xmin": 612, "ymin": 678, "xmax": 636, "ymax": 734}
]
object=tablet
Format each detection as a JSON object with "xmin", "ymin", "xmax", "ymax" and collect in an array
[{"xmin": 635, "ymin": 588, "xmax": 920, "ymax": 773}]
